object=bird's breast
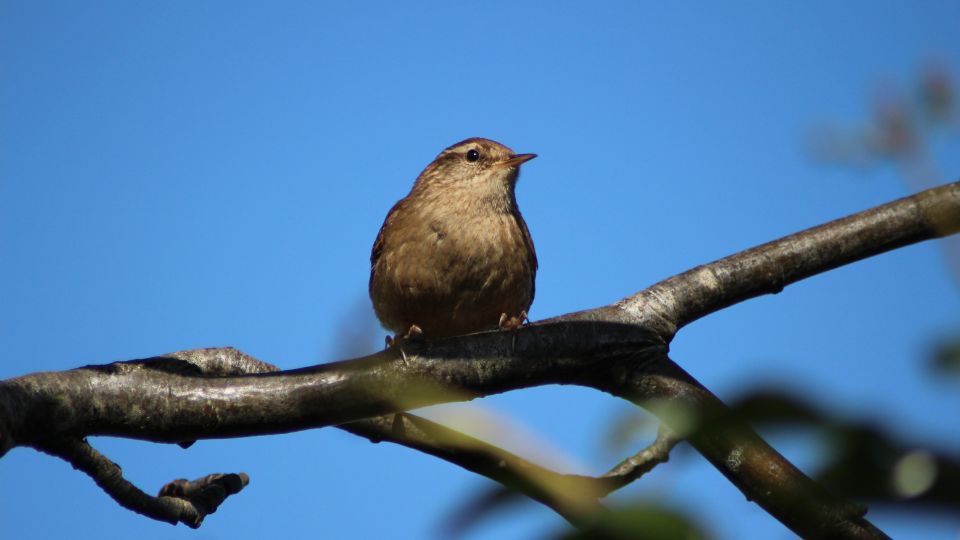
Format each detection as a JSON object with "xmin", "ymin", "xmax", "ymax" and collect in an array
[{"xmin": 370, "ymin": 200, "xmax": 536, "ymax": 337}]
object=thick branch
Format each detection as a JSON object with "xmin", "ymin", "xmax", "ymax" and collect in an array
[
  {"xmin": 61, "ymin": 347, "xmax": 679, "ymax": 526},
  {"xmin": 590, "ymin": 354, "xmax": 879, "ymax": 539},
  {"xmin": 166, "ymin": 349, "xmax": 667, "ymax": 526},
  {"xmin": 598, "ymin": 181, "xmax": 960, "ymax": 337},
  {"xmin": 0, "ymin": 327, "xmax": 883, "ymax": 538},
  {"xmin": 0, "ymin": 323, "xmax": 663, "ymax": 445}
]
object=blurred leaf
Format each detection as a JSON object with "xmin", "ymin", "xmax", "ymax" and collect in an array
[
  {"xmin": 602, "ymin": 410, "xmax": 659, "ymax": 456},
  {"xmin": 930, "ymin": 336, "xmax": 960, "ymax": 376},
  {"xmin": 727, "ymin": 387, "xmax": 960, "ymax": 513},
  {"xmin": 892, "ymin": 450, "xmax": 938, "ymax": 498},
  {"xmin": 329, "ymin": 295, "xmax": 383, "ymax": 360},
  {"xmin": 439, "ymin": 485, "xmax": 528, "ymax": 539},
  {"xmin": 867, "ymin": 89, "xmax": 920, "ymax": 159},
  {"xmin": 445, "ymin": 492, "xmax": 708, "ymax": 540},
  {"xmin": 725, "ymin": 389, "xmax": 822, "ymax": 426},
  {"xmin": 918, "ymin": 63, "xmax": 956, "ymax": 124},
  {"xmin": 816, "ymin": 424, "xmax": 960, "ymax": 512},
  {"xmin": 556, "ymin": 504, "xmax": 709, "ymax": 540},
  {"xmin": 805, "ymin": 62, "xmax": 959, "ymax": 189}
]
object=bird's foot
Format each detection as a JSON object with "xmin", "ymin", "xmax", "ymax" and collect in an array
[
  {"xmin": 384, "ymin": 324, "xmax": 424, "ymax": 348},
  {"xmin": 498, "ymin": 311, "xmax": 528, "ymax": 331},
  {"xmin": 385, "ymin": 325, "xmax": 424, "ymax": 365},
  {"xmin": 404, "ymin": 324, "xmax": 424, "ymax": 340}
]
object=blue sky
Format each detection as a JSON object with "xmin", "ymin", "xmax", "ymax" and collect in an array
[{"xmin": 2, "ymin": 2, "xmax": 959, "ymax": 539}]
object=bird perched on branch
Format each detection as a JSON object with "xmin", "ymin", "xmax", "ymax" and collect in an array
[{"xmin": 369, "ymin": 137, "xmax": 538, "ymax": 342}]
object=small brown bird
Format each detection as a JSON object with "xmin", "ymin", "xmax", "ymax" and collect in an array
[{"xmin": 369, "ymin": 138, "xmax": 538, "ymax": 340}]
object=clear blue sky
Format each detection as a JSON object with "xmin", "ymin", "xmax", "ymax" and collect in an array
[{"xmin": 2, "ymin": 2, "xmax": 959, "ymax": 539}]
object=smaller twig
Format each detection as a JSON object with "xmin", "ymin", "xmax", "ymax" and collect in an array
[
  {"xmin": 434, "ymin": 423, "xmax": 681, "ymax": 537},
  {"xmin": 340, "ymin": 413, "xmax": 606, "ymax": 526},
  {"xmin": 597, "ymin": 425, "xmax": 680, "ymax": 495},
  {"xmin": 157, "ymin": 472, "xmax": 250, "ymax": 519},
  {"xmin": 35, "ymin": 437, "xmax": 247, "ymax": 528},
  {"xmin": 341, "ymin": 413, "xmax": 680, "ymax": 527}
]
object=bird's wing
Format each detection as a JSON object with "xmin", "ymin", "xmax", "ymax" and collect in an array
[
  {"xmin": 516, "ymin": 210, "xmax": 538, "ymax": 305},
  {"xmin": 369, "ymin": 198, "xmax": 406, "ymax": 294}
]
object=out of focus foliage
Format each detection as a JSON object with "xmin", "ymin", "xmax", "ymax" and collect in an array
[
  {"xmin": 558, "ymin": 505, "xmax": 708, "ymax": 540},
  {"xmin": 729, "ymin": 389, "xmax": 960, "ymax": 513}
]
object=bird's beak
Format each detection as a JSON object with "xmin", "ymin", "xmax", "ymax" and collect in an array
[{"xmin": 501, "ymin": 153, "xmax": 537, "ymax": 168}]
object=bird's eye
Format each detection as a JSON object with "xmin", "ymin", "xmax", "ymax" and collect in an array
[{"xmin": 466, "ymin": 149, "xmax": 480, "ymax": 162}]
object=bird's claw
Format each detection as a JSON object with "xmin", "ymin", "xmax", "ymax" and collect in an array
[
  {"xmin": 385, "ymin": 325, "xmax": 424, "ymax": 365},
  {"xmin": 498, "ymin": 310, "xmax": 528, "ymax": 331},
  {"xmin": 404, "ymin": 324, "xmax": 423, "ymax": 340}
]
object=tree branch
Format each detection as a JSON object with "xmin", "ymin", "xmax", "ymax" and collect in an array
[
  {"xmin": 341, "ymin": 415, "xmax": 678, "ymax": 528},
  {"xmin": 595, "ymin": 180, "xmax": 960, "ymax": 337},
  {"xmin": 166, "ymin": 348, "xmax": 684, "ymax": 526},
  {"xmin": 597, "ymin": 425, "xmax": 679, "ymax": 493},
  {"xmin": 342, "ymin": 413, "xmax": 610, "ymax": 526},
  {"xmin": 5, "ymin": 180, "xmax": 957, "ymax": 538},
  {"xmin": 36, "ymin": 437, "xmax": 247, "ymax": 528},
  {"xmin": 89, "ymin": 347, "xmax": 672, "ymax": 528}
]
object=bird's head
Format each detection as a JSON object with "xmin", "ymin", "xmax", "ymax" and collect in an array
[{"xmin": 412, "ymin": 138, "xmax": 536, "ymax": 201}]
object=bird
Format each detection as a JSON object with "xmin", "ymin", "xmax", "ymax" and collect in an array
[{"xmin": 369, "ymin": 137, "xmax": 538, "ymax": 341}]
